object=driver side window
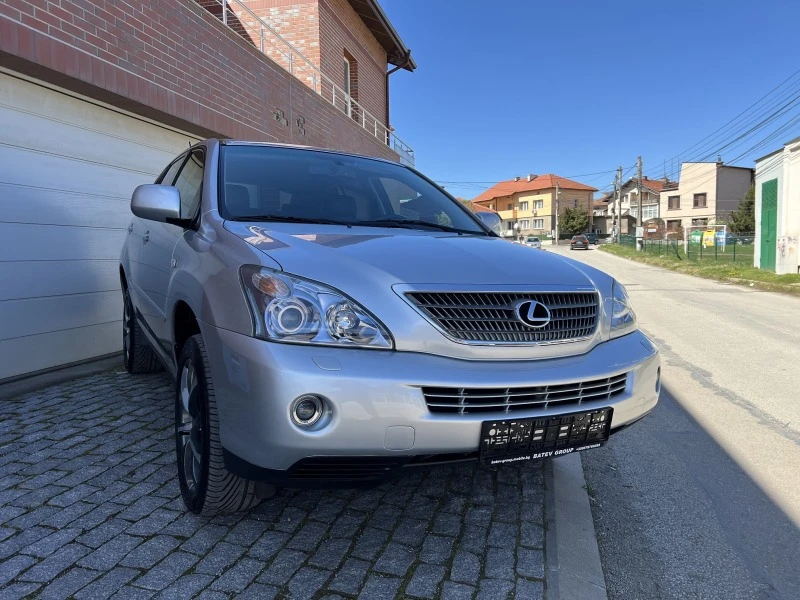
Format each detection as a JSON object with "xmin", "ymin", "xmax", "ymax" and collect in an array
[{"xmin": 173, "ymin": 149, "xmax": 205, "ymax": 220}]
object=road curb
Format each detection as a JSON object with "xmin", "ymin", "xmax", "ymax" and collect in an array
[{"xmin": 544, "ymin": 453, "xmax": 608, "ymax": 600}]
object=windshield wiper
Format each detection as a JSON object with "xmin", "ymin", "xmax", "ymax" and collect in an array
[
  {"xmin": 355, "ymin": 219, "xmax": 484, "ymax": 235},
  {"xmin": 226, "ymin": 215, "xmax": 349, "ymax": 226}
]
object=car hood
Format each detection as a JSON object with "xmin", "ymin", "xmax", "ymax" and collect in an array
[{"xmin": 223, "ymin": 222, "xmax": 599, "ymax": 288}]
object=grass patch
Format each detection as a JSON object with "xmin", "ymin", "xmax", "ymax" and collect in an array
[{"xmin": 600, "ymin": 243, "xmax": 800, "ymax": 297}]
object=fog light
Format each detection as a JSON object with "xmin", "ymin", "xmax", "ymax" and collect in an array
[{"xmin": 291, "ymin": 395, "xmax": 324, "ymax": 427}]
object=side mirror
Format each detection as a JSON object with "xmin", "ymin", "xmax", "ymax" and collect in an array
[{"xmin": 131, "ymin": 184, "xmax": 181, "ymax": 222}]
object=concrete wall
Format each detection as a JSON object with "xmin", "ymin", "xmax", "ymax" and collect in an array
[
  {"xmin": 757, "ymin": 141, "xmax": 800, "ymax": 274},
  {"xmin": 716, "ymin": 166, "xmax": 754, "ymax": 220},
  {"xmin": 780, "ymin": 142, "xmax": 800, "ymax": 274}
]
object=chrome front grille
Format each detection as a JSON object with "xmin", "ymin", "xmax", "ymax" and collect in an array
[
  {"xmin": 405, "ymin": 291, "xmax": 599, "ymax": 344},
  {"xmin": 423, "ymin": 373, "xmax": 628, "ymax": 415}
]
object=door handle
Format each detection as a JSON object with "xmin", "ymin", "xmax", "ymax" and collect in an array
[{"xmin": 143, "ymin": 231, "xmax": 150, "ymax": 244}]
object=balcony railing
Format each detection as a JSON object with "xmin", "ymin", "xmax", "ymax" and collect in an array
[{"xmin": 197, "ymin": 0, "xmax": 415, "ymax": 167}]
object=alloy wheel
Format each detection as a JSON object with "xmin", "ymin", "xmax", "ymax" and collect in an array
[{"xmin": 177, "ymin": 359, "xmax": 205, "ymax": 497}]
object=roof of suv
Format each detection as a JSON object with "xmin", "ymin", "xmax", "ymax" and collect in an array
[{"xmin": 213, "ymin": 139, "xmax": 400, "ymax": 166}]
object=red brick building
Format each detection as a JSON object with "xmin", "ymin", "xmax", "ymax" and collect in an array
[{"xmin": 0, "ymin": 0, "xmax": 415, "ymax": 380}]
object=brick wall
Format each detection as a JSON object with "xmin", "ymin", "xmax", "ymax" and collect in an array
[
  {"xmin": 234, "ymin": 0, "xmax": 321, "ymax": 85},
  {"xmin": 234, "ymin": 0, "xmax": 388, "ymax": 125},
  {"xmin": 0, "ymin": 0, "xmax": 400, "ymax": 162},
  {"xmin": 319, "ymin": 0, "xmax": 387, "ymax": 123}
]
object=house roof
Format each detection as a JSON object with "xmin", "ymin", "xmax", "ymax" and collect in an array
[
  {"xmin": 346, "ymin": 0, "xmax": 416, "ymax": 71},
  {"xmin": 623, "ymin": 177, "xmax": 671, "ymax": 194},
  {"xmin": 472, "ymin": 174, "xmax": 598, "ymax": 204},
  {"xmin": 455, "ymin": 197, "xmax": 498, "ymax": 214}
]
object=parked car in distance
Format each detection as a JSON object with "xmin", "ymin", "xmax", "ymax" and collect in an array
[
  {"xmin": 120, "ymin": 140, "xmax": 660, "ymax": 516},
  {"xmin": 583, "ymin": 232, "xmax": 599, "ymax": 245},
  {"xmin": 570, "ymin": 235, "xmax": 590, "ymax": 250},
  {"xmin": 524, "ymin": 236, "xmax": 542, "ymax": 249}
]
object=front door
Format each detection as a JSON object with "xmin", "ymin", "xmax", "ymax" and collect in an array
[
  {"xmin": 760, "ymin": 179, "xmax": 777, "ymax": 271},
  {"xmin": 139, "ymin": 148, "xmax": 205, "ymax": 351}
]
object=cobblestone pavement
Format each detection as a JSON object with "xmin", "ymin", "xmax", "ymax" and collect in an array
[{"xmin": 0, "ymin": 370, "xmax": 546, "ymax": 599}]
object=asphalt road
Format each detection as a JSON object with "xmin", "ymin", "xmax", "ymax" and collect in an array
[{"xmin": 547, "ymin": 244, "xmax": 800, "ymax": 600}]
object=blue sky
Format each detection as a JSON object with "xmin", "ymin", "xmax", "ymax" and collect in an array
[{"xmin": 382, "ymin": 0, "xmax": 800, "ymax": 199}]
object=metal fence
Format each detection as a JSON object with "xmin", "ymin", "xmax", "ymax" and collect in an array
[
  {"xmin": 196, "ymin": 0, "xmax": 415, "ymax": 167},
  {"xmin": 619, "ymin": 234, "xmax": 755, "ymax": 263}
]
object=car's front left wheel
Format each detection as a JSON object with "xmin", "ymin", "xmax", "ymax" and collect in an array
[{"xmin": 175, "ymin": 333, "xmax": 271, "ymax": 515}]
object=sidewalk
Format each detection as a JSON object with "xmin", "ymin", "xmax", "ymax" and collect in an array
[{"xmin": 0, "ymin": 369, "xmax": 573, "ymax": 599}]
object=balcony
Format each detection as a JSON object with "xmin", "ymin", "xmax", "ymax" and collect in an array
[{"xmin": 196, "ymin": 0, "xmax": 415, "ymax": 166}]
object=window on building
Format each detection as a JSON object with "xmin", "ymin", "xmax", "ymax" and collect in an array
[
  {"xmin": 668, "ymin": 195, "xmax": 680, "ymax": 210},
  {"xmin": 693, "ymin": 193, "xmax": 707, "ymax": 208},
  {"xmin": 630, "ymin": 207, "xmax": 638, "ymax": 218},
  {"xmin": 519, "ymin": 219, "xmax": 530, "ymax": 230},
  {"xmin": 692, "ymin": 218, "xmax": 708, "ymax": 226},
  {"xmin": 533, "ymin": 218, "xmax": 544, "ymax": 229},
  {"xmin": 573, "ymin": 199, "xmax": 578, "ymax": 208},
  {"xmin": 343, "ymin": 50, "xmax": 358, "ymax": 119},
  {"xmin": 507, "ymin": 221, "xmax": 514, "ymax": 231},
  {"xmin": 534, "ymin": 200, "xmax": 543, "ymax": 210},
  {"xmin": 667, "ymin": 219, "xmax": 681, "ymax": 231},
  {"xmin": 520, "ymin": 201, "xmax": 529, "ymax": 211},
  {"xmin": 642, "ymin": 204, "xmax": 659, "ymax": 221},
  {"xmin": 507, "ymin": 203, "xmax": 513, "ymax": 210}
]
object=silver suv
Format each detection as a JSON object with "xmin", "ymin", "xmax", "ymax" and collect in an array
[{"xmin": 120, "ymin": 140, "xmax": 660, "ymax": 515}]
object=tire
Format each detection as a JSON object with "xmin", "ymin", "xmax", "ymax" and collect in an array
[
  {"xmin": 175, "ymin": 333, "xmax": 271, "ymax": 515},
  {"xmin": 123, "ymin": 286, "xmax": 162, "ymax": 374}
]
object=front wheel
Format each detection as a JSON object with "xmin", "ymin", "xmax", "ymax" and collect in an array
[{"xmin": 175, "ymin": 334, "xmax": 271, "ymax": 516}]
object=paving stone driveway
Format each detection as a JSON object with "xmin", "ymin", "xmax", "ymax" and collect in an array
[{"xmin": 0, "ymin": 370, "xmax": 546, "ymax": 599}]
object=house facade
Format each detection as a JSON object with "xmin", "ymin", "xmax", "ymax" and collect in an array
[
  {"xmin": 472, "ymin": 174, "xmax": 597, "ymax": 240},
  {"xmin": 0, "ymin": 0, "xmax": 415, "ymax": 381},
  {"xmin": 658, "ymin": 162, "xmax": 753, "ymax": 235},
  {"xmin": 754, "ymin": 137, "xmax": 800, "ymax": 274},
  {"xmin": 616, "ymin": 177, "xmax": 670, "ymax": 222}
]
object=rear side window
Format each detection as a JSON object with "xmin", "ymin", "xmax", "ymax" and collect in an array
[{"xmin": 173, "ymin": 149, "xmax": 205, "ymax": 219}]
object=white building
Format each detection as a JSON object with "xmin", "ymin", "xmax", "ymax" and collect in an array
[{"xmin": 754, "ymin": 136, "xmax": 800, "ymax": 274}]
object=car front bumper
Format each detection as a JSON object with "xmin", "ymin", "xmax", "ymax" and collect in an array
[{"xmin": 201, "ymin": 323, "xmax": 660, "ymax": 481}]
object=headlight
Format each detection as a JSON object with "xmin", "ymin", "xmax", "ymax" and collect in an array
[
  {"xmin": 240, "ymin": 266, "xmax": 393, "ymax": 349},
  {"xmin": 610, "ymin": 280, "xmax": 636, "ymax": 338}
]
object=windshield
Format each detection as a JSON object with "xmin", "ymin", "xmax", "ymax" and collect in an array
[
  {"xmin": 220, "ymin": 146, "xmax": 488, "ymax": 234},
  {"xmin": 527, "ymin": 237, "xmax": 539, "ymax": 242}
]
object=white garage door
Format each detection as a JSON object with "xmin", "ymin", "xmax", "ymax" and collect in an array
[{"xmin": 0, "ymin": 71, "xmax": 199, "ymax": 381}]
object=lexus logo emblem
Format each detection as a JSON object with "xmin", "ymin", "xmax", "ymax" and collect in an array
[{"xmin": 515, "ymin": 300, "xmax": 551, "ymax": 328}]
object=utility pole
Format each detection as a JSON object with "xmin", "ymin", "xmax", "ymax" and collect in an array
[
  {"xmin": 636, "ymin": 156, "xmax": 643, "ymax": 227},
  {"xmin": 615, "ymin": 166, "xmax": 622, "ymax": 242},
  {"xmin": 554, "ymin": 181, "xmax": 560, "ymax": 246}
]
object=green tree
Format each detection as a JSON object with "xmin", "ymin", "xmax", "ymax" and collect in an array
[
  {"xmin": 458, "ymin": 199, "xmax": 477, "ymax": 212},
  {"xmin": 728, "ymin": 185, "xmax": 755, "ymax": 233},
  {"xmin": 560, "ymin": 207, "xmax": 590, "ymax": 235}
]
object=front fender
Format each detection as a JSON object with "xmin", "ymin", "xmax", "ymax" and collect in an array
[{"xmin": 167, "ymin": 218, "xmax": 281, "ymax": 348}]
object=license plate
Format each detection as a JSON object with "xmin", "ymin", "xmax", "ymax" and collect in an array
[{"xmin": 480, "ymin": 407, "xmax": 613, "ymax": 466}]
